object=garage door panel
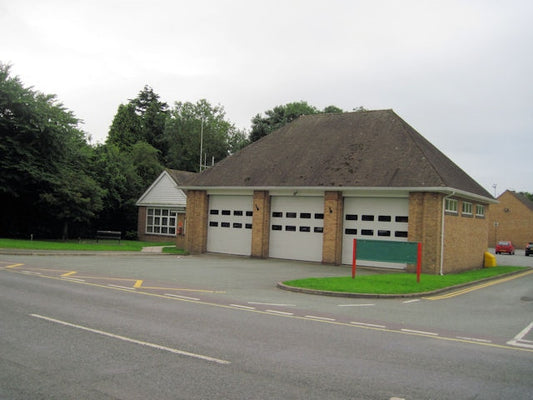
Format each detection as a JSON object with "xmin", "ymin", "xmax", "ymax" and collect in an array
[
  {"xmin": 207, "ymin": 196, "xmax": 252, "ymax": 256},
  {"xmin": 269, "ymin": 197, "xmax": 324, "ymax": 262},
  {"xmin": 342, "ymin": 198, "xmax": 409, "ymax": 267}
]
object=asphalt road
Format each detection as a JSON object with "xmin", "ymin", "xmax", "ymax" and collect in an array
[{"xmin": 1, "ymin": 253, "xmax": 532, "ymax": 399}]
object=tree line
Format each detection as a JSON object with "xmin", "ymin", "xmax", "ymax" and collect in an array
[{"xmin": 0, "ymin": 63, "xmax": 351, "ymax": 240}]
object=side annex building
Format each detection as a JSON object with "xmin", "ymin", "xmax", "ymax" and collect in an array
[{"xmin": 182, "ymin": 110, "xmax": 495, "ymax": 274}]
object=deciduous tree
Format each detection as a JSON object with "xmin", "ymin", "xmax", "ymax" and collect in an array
[{"xmin": 0, "ymin": 63, "xmax": 104, "ymax": 238}]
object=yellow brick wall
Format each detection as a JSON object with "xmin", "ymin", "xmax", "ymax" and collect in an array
[
  {"xmin": 408, "ymin": 193, "xmax": 488, "ymax": 274},
  {"xmin": 184, "ymin": 190, "xmax": 208, "ymax": 254},
  {"xmin": 322, "ymin": 191, "xmax": 343, "ymax": 265},
  {"xmin": 488, "ymin": 191, "xmax": 533, "ymax": 249},
  {"xmin": 251, "ymin": 191, "xmax": 271, "ymax": 258},
  {"xmin": 443, "ymin": 200, "xmax": 488, "ymax": 273},
  {"xmin": 408, "ymin": 192, "xmax": 443, "ymax": 274}
]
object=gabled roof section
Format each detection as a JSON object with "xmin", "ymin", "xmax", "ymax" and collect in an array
[
  {"xmin": 187, "ymin": 110, "xmax": 492, "ymax": 199},
  {"xmin": 136, "ymin": 169, "xmax": 195, "ymax": 207},
  {"xmin": 501, "ymin": 190, "xmax": 533, "ymax": 213}
]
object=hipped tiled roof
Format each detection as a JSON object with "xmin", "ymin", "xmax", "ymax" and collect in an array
[
  {"xmin": 187, "ymin": 110, "xmax": 493, "ymax": 199},
  {"xmin": 166, "ymin": 169, "xmax": 196, "ymax": 185}
]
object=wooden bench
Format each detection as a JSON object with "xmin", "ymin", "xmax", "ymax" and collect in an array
[{"xmin": 96, "ymin": 230, "xmax": 121, "ymax": 244}]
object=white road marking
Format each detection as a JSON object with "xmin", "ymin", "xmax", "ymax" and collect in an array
[
  {"xmin": 456, "ymin": 336, "xmax": 492, "ymax": 343},
  {"xmin": 108, "ymin": 284, "xmax": 135, "ymax": 290},
  {"xmin": 164, "ymin": 294, "xmax": 200, "ymax": 301},
  {"xmin": 338, "ymin": 303, "xmax": 375, "ymax": 307},
  {"xmin": 350, "ymin": 322, "xmax": 386, "ymax": 329},
  {"xmin": 305, "ymin": 315, "xmax": 336, "ymax": 321},
  {"xmin": 30, "ymin": 314, "xmax": 230, "ymax": 365},
  {"xmin": 248, "ymin": 302, "xmax": 296, "ymax": 307},
  {"xmin": 402, "ymin": 299, "xmax": 420, "ymax": 304},
  {"xmin": 230, "ymin": 304, "xmax": 256, "ymax": 310},
  {"xmin": 265, "ymin": 310, "xmax": 294, "ymax": 316},
  {"xmin": 507, "ymin": 321, "xmax": 533, "ymax": 349},
  {"xmin": 61, "ymin": 277, "xmax": 85, "ymax": 282},
  {"xmin": 401, "ymin": 328, "xmax": 439, "ymax": 336}
]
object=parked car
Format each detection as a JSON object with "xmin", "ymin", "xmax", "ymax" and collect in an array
[
  {"xmin": 526, "ymin": 242, "xmax": 533, "ymax": 257},
  {"xmin": 495, "ymin": 241, "xmax": 515, "ymax": 255}
]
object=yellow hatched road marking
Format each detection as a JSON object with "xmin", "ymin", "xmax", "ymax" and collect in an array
[
  {"xmin": 61, "ymin": 271, "xmax": 77, "ymax": 277},
  {"xmin": 425, "ymin": 269, "xmax": 533, "ymax": 300},
  {"xmin": 133, "ymin": 280, "xmax": 143, "ymax": 288}
]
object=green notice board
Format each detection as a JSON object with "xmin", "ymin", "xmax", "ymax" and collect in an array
[{"xmin": 355, "ymin": 239, "xmax": 419, "ymax": 264}]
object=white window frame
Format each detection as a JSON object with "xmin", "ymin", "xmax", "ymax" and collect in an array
[
  {"xmin": 475, "ymin": 204, "xmax": 485, "ymax": 217},
  {"xmin": 462, "ymin": 201, "xmax": 473, "ymax": 216},
  {"xmin": 445, "ymin": 198, "xmax": 458, "ymax": 213},
  {"xmin": 146, "ymin": 208, "xmax": 178, "ymax": 236}
]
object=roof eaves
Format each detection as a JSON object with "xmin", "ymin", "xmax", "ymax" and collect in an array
[{"xmin": 179, "ymin": 185, "xmax": 497, "ymax": 203}]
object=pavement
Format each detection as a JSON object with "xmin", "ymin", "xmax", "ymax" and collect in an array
[{"xmin": 140, "ymin": 246, "xmax": 166, "ymax": 253}]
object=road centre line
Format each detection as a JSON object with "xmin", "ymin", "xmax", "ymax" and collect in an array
[
  {"xmin": 456, "ymin": 336, "xmax": 492, "ymax": 343},
  {"xmin": 108, "ymin": 284, "xmax": 135, "ymax": 290},
  {"xmin": 403, "ymin": 299, "xmax": 420, "ymax": 304},
  {"xmin": 230, "ymin": 304, "xmax": 256, "ymax": 310},
  {"xmin": 401, "ymin": 328, "xmax": 439, "ymax": 336},
  {"xmin": 265, "ymin": 310, "xmax": 294, "ymax": 316},
  {"xmin": 30, "ymin": 313, "xmax": 230, "ymax": 365},
  {"xmin": 350, "ymin": 322, "xmax": 386, "ymax": 329},
  {"xmin": 305, "ymin": 315, "xmax": 336, "ymax": 321},
  {"xmin": 248, "ymin": 302, "xmax": 296, "ymax": 307},
  {"xmin": 164, "ymin": 294, "xmax": 200, "ymax": 301},
  {"xmin": 61, "ymin": 277, "xmax": 85, "ymax": 282},
  {"xmin": 425, "ymin": 269, "xmax": 533, "ymax": 300},
  {"xmin": 141, "ymin": 286, "xmax": 225, "ymax": 293}
]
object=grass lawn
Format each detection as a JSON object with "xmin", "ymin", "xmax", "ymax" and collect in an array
[
  {"xmin": 282, "ymin": 266, "xmax": 528, "ymax": 295},
  {"xmin": 0, "ymin": 238, "xmax": 176, "ymax": 252},
  {"xmin": 162, "ymin": 246, "xmax": 187, "ymax": 255}
]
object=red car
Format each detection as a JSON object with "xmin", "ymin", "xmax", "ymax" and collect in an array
[{"xmin": 495, "ymin": 241, "xmax": 515, "ymax": 255}]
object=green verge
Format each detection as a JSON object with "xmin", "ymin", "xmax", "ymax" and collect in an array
[
  {"xmin": 282, "ymin": 266, "xmax": 527, "ymax": 295},
  {"xmin": 0, "ymin": 238, "xmax": 175, "ymax": 252},
  {"xmin": 161, "ymin": 246, "xmax": 187, "ymax": 255}
]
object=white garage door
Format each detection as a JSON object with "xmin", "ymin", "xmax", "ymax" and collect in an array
[
  {"xmin": 207, "ymin": 195, "xmax": 253, "ymax": 256},
  {"xmin": 341, "ymin": 197, "xmax": 409, "ymax": 267},
  {"xmin": 269, "ymin": 196, "xmax": 324, "ymax": 262}
]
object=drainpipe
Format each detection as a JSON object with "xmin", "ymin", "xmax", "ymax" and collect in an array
[{"xmin": 440, "ymin": 191, "xmax": 456, "ymax": 275}]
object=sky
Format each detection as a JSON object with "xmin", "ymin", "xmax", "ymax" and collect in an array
[{"xmin": 1, "ymin": 0, "xmax": 532, "ymax": 196}]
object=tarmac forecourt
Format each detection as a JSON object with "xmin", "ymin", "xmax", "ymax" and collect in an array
[{"xmin": 2, "ymin": 256, "xmax": 533, "ymax": 353}]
